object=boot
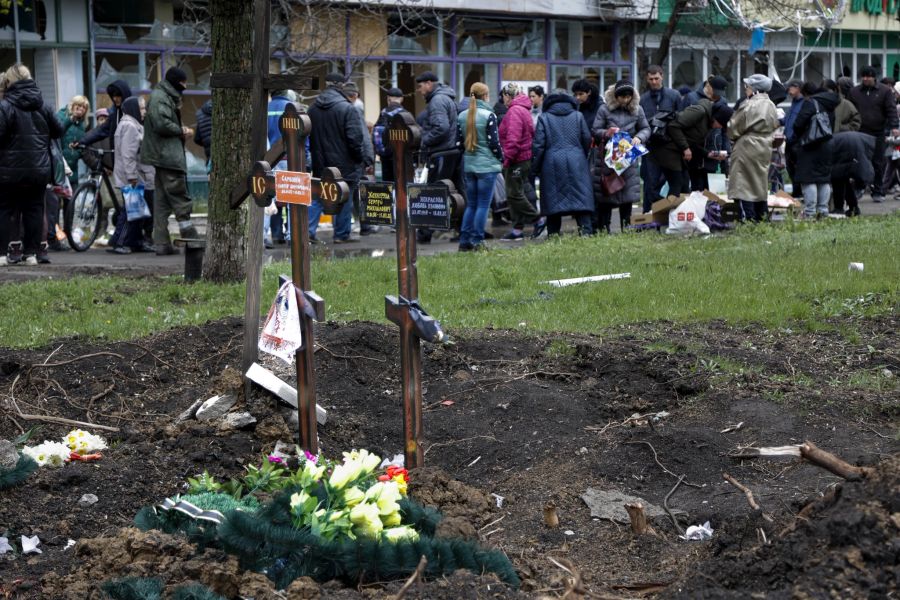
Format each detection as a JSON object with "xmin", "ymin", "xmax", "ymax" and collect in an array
[
  {"xmin": 7, "ymin": 241, "xmax": 23, "ymax": 264},
  {"xmin": 178, "ymin": 220, "xmax": 202, "ymax": 240}
]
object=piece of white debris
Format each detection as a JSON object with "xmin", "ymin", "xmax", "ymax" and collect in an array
[
  {"xmin": 490, "ymin": 493, "xmax": 505, "ymax": 508},
  {"xmin": 64, "ymin": 539, "xmax": 76, "ymax": 550},
  {"xmin": 0, "ymin": 536, "xmax": 12, "ymax": 554},
  {"xmin": 564, "ymin": 530, "xmax": 575, "ymax": 536},
  {"xmin": 378, "ymin": 454, "xmax": 405, "ymax": 469},
  {"xmin": 21, "ymin": 535, "xmax": 42, "ymax": 554},
  {"xmin": 680, "ymin": 521, "xmax": 714, "ymax": 541}
]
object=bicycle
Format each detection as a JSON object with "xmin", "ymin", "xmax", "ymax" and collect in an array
[{"xmin": 64, "ymin": 146, "xmax": 119, "ymax": 252}]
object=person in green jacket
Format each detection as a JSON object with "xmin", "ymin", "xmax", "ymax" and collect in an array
[
  {"xmin": 56, "ymin": 95, "xmax": 90, "ymax": 188},
  {"xmin": 140, "ymin": 67, "xmax": 197, "ymax": 254}
]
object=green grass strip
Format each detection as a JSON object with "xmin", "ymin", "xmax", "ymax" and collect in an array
[{"xmin": 1, "ymin": 215, "xmax": 897, "ymax": 348}]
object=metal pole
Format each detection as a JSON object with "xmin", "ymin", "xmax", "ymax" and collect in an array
[
  {"xmin": 87, "ymin": 0, "xmax": 96, "ymax": 125},
  {"xmin": 13, "ymin": 0, "xmax": 21, "ymax": 64}
]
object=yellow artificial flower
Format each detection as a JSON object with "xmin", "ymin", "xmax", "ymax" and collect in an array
[
  {"xmin": 383, "ymin": 526, "xmax": 419, "ymax": 542},
  {"xmin": 349, "ymin": 502, "xmax": 383, "ymax": 538},
  {"xmin": 343, "ymin": 486, "xmax": 365, "ymax": 507}
]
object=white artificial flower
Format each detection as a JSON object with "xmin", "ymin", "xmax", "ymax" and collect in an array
[{"xmin": 383, "ymin": 526, "xmax": 419, "ymax": 542}]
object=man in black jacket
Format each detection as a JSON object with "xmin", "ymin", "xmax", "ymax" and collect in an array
[
  {"xmin": 308, "ymin": 73, "xmax": 365, "ymax": 244},
  {"xmin": 639, "ymin": 65, "xmax": 682, "ymax": 210},
  {"xmin": 0, "ymin": 64, "xmax": 64, "ymax": 265},
  {"xmin": 848, "ymin": 65, "xmax": 900, "ymax": 203},
  {"xmin": 194, "ymin": 99, "xmax": 212, "ymax": 163},
  {"xmin": 79, "ymin": 79, "xmax": 132, "ymax": 158}
]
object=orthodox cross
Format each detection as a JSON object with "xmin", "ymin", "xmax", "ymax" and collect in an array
[
  {"xmin": 241, "ymin": 103, "xmax": 350, "ymax": 452},
  {"xmin": 384, "ymin": 112, "xmax": 445, "ymax": 469}
]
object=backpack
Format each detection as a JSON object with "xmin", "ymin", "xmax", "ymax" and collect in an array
[
  {"xmin": 373, "ymin": 106, "xmax": 404, "ymax": 157},
  {"xmin": 648, "ymin": 110, "xmax": 676, "ymax": 145}
]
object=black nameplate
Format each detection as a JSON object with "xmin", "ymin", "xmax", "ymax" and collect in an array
[
  {"xmin": 407, "ymin": 183, "xmax": 451, "ymax": 230},
  {"xmin": 360, "ymin": 182, "xmax": 395, "ymax": 226}
]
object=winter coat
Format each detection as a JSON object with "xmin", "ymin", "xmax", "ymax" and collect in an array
[
  {"xmin": 114, "ymin": 114, "xmax": 155, "ymax": 189},
  {"xmin": 141, "ymin": 80, "xmax": 187, "ymax": 173},
  {"xmin": 532, "ymin": 93, "xmax": 593, "ymax": 216},
  {"xmin": 831, "ymin": 131, "xmax": 876, "ymax": 185},
  {"xmin": 640, "ymin": 87, "xmax": 681, "ymax": 120},
  {"xmin": 793, "ymin": 91, "xmax": 839, "ymax": 185},
  {"xmin": 353, "ymin": 103, "xmax": 375, "ymax": 168},
  {"xmin": 591, "ymin": 86, "xmax": 650, "ymax": 206},
  {"xmin": 307, "ymin": 86, "xmax": 365, "ymax": 184},
  {"xmin": 653, "ymin": 98, "xmax": 713, "ymax": 172},
  {"xmin": 498, "ymin": 94, "xmax": 534, "ymax": 166},
  {"xmin": 80, "ymin": 80, "xmax": 133, "ymax": 150},
  {"xmin": 56, "ymin": 107, "xmax": 87, "ymax": 168},
  {"xmin": 194, "ymin": 100, "xmax": 212, "ymax": 160},
  {"xmin": 576, "ymin": 85, "xmax": 602, "ymax": 131},
  {"xmin": 493, "ymin": 98, "xmax": 508, "ymax": 126},
  {"xmin": 458, "ymin": 99, "xmax": 502, "ymax": 174},
  {"xmin": 0, "ymin": 79, "xmax": 64, "ymax": 186},
  {"xmin": 848, "ymin": 83, "xmax": 899, "ymax": 136},
  {"xmin": 727, "ymin": 92, "xmax": 778, "ymax": 202},
  {"xmin": 420, "ymin": 83, "xmax": 459, "ymax": 154},
  {"xmin": 833, "ymin": 97, "xmax": 860, "ymax": 134},
  {"xmin": 267, "ymin": 95, "xmax": 293, "ymax": 146}
]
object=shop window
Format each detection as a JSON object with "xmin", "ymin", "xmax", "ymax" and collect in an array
[
  {"xmin": 457, "ymin": 63, "xmax": 500, "ymax": 99},
  {"xmin": 804, "ymin": 53, "xmax": 830, "ymax": 85},
  {"xmin": 583, "ymin": 25, "xmax": 613, "ymax": 62},
  {"xmin": 457, "ymin": 18, "xmax": 544, "ymax": 59},
  {"xmin": 95, "ymin": 51, "xmax": 159, "ymax": 94},
  {"xmin": 93, "ymin": 1, "xmax": 154, "ymax": 24},
  {"xmin": 387, "ymin": 12, "xmax": 447, "ymax": 56},
  {"xmin": 550, "ymin": 65, "xmax": 601, "ymax": 93},
  {"xmin": 773, "ymin": 51, "xmax": 800, "ymax": 85},
  {"xmin": 170, "ymin": 53, "xmax": 213, "ymax": 91},
  {"xmin": 707, "ymin": 50, "xmax": 737, "ymax": 101},
  {"xmin": 619, "ymin": 31, "xmax": 632, "ymax": 63},
  {"xmin": 671, "ymin": 49, "xmax": 704, "ymax": 92},
  {"xmin": 552, "ymin": 22, "xmax": 613, "ymax": 62},
  {"xmin": 837, "ymin": 52, "xmax": 854, "ymax": 78}
]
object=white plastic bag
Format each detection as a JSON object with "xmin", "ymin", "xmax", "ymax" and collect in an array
[
  {"xmin": 259, "ymin": 281, "xmax": 303, "ymax": 364},
  {"xmin": 414, "ymin": 165, "xmax": 429, "ymax": 184},
  {"xmin": 123, "ymin": 184, "xmax": 151, "ymax": 221},
  {"xmin": 666, "ymin": 191, "xmax": 710, "ymax": 235}
]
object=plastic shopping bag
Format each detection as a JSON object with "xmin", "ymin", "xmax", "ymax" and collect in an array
[
  {"xmin": 605, "ymin": 132, "xmax": 649, "ymax": 175},
  {"xmin": 666, "ymin": 191, "xmax": 710, "ymax": 235},
  {"xmin": 124, "ymin": 184, "xmax": 151, "ymax": 221},
  {"xmin": 259, "ymin": 280, "xmax": 303, "ymax": 364}
]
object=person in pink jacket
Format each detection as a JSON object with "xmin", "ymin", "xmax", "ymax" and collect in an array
[{"xmin": 498, "ymin": 83, "xmax": 545, "ymax": 240}]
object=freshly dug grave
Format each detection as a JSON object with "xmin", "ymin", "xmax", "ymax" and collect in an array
[{"xmin": 0, "ymin": 315, "xmax": 897, "ymax": 598}]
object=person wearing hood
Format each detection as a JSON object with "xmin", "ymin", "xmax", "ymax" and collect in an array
[
  {"xmin": 78, "ymin": 79, "xmax": 133, "ymax": 157},
  {"xmin": 141, "ymin": 67, "xmax": 197, "ymax": 254},
  {"xmin": 307, "ymin": 73, "xmax": 366, "ymax": 243},
  {"xmin": 591, "ymin": 80, "xmax": 650, "ymax": 233},
  {"xmin": 831, "ymin": 131, "xmax": 876, "ymax": 216},
  {"xmin": 342, "ymin": 80, "xmax": 378, "ymax": 236},
  {"xmin": 572, "ymin": 79, "xmax": 602, "ymax": 131},
  {"xmin": 498, "ymin": 82, "xmax": 544, "ymax": 240},
  {"xmin": 532, "ymin": 91, "xmax": 594, "ymax": 236},
  {"xmin": 414, "ymin": 71, "xmax": 463, "ymax": 244},
  {"xmin": 0, "ymin": 64, "xmax": 64, "ymax": 266},
  {"xmin": 824, "ymin": 79, "xmax": 861, "ymax": 214},
  {"xmin": 110, "ymin": 96, "xmax": 155, "ymax": 254},
  {"xmin": 727, "ymin": 74, "xmax": 779, "ymax": 222},
  {"xmin": 194, "ymin": 99, "xmax": 212, "ymax": 162},
  {"xmin": 793, "ymin": 81, "xmax": 840, "ymax": 218},
  {"xmin": 848, "ymin": 66, "xmax": 900, "ymax": 203}
]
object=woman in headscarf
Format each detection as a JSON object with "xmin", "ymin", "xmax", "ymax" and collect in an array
[
  {"xmin": 727, "ymin": 74, "xmax": 778, "ymax": 222},
  {"xmin": 110, "ymin": 96, "xmax": 155, "ymax": 254}
]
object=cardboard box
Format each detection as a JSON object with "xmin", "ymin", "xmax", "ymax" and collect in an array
[
  {"xmin": 651, "ymin": 195, "xmax": 685, "ymax": 214},
  {"xmin": 631, "ymin": 212, "xmax": 655, "ymax": 225},
  {"xmin": 702, "ymin": 190, "xmax": 729, "ymax": 205}
]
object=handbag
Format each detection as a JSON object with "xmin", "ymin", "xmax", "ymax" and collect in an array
[
  {"xmin": 799, "ymin": 100, "xmax": 832, "ymax": 147},
  {"xmin": 601, "ymin": 172, "xmax": 625, "ymax": 196}
]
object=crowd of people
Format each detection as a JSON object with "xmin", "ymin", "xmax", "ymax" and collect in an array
[
  {"xmin": 3, "ymin": 60, "xmax": 898, "ymax": 265},
  {"xmin": 0, "ymin": 64, "xmax": 198, "ymax": 265}
]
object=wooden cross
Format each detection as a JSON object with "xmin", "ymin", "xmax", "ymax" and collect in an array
[
  {"xmin": 384, "ymin": 111, "xmax": 445, "ymax": 469},
  {"xmin": 239, "ymin": 103, "xmax": 350, "ymax": 452},
  {"xmin": 209, "ymin": 0, "xmax": 311, "ymax": 384}
]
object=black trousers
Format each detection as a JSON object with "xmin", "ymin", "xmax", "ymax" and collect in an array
[
  {"xmin": 832, "ymin": 178, "xmax": 859, "ymax": 215},
  {"xmin": 597, "ymin": 203, "xmax": 633, "ymax": 233},
  {"xmin": 870, "ymin": 135, "xmax": 887, "ymax": 198},
  {"xmin": 0, "ymin": 184, "xmax": 45, "ymax": 256},
  {"xmin": 547, "ymin": 212, "xmax": 592, "ymax": 236},
  {"xmin": 662, "ymin": 166, "xmax": 691, "ymax": 197}
]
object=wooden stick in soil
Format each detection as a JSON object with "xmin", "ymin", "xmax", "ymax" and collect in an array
[
  {"xmin": 624, "ymin": 502, "xmax": 654, "ymax": 535},
  {"xmin": 800, "ymin": 441, "xmax": 871, "ymax": 481},
  {"xmin": 722, "ymin": 472, "xmax": 773, "ymax": 523},
  {"xmin": 393, "ymin": 555, "xmax": 427, "ymax": 600}
]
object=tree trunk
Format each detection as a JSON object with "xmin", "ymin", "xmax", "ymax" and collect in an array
[
  {"xmin": 652, "ymin": 0, "xmax": 689, "ymax": 68},
  {"xmin": 203, "ymin": 0, "xmax": 253, "ymax": 282}
]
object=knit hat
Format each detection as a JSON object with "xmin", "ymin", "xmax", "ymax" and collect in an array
[
  {"xmin": 712, "ymin": 104, "xmax": 734, "ymax": 126},
  {"xmin": 325, "ymin": 72, "xmax": 346, "ymax": 87},
  {"xmin": 614, "ymin": 80, "xmax": 635, "ymax": 96},
  {"xmin": 415, "ymin": 71, "xmax": 439, "ymax": 83},
  {"xmin": 95, "ymin": 108, "xmax": 109, "ymax": 118},
  {"xmin": 386, "ymin": 87, "xmax": 404, "ymax": 98},
  {"xmin": 501, "ymin": 82, "xmax": 521, "ymax": 97},
  {"xmin": 343, "ymin": 81, "xmax": 359, "ymax": 94},
  {"xmin": 164, "ymin": 67, "xmax": 188, "ymax": 88},
  {"xmin": 786, "ymin": 79, "xmax": 802, "ymax": 89},
  {"xmin": 742, "ymin": 73, "xmax": 772, "ymax": 93},
  {"xmin": 708, "ymin": 76, "xmax": 728, "ymax": 94}
]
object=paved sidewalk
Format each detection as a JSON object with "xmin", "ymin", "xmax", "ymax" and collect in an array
[{"xmin": 1, "ymin": 194, "xmax": 897, "ymax": 284}]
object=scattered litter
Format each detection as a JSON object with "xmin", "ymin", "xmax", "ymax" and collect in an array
[
  {"xmin": 63, "ymin": 539, "xmax": 76, "ymax": 550},
  {"xmin": 576, "ymin": 447, "xmax": 588, "ymax": 455},
  {"xmin": 440, "ymin": 400, "xmax": 455, "ymax": 407},
  {"xmin": 379, "ymin": 454, "xmax": 405, "ymax": 469},
  {"xmin": 490, "ymin": 493, "xmax": 505, "ymax": 508},
  {"xmin": 679, "ymin": 521, "xmax": 714, "ymax": 541},
  {"xmin": 730, "ymin": 445, "xmax": 802, "ymax": 458},
  {"xmin": 467, "ymin": 456, "xmax": 482, "ymax": 467},
  {"xmin": 581, "ymin": 487, "xmax": 685, "ymax": 524},
  {"xmin": 497, "ymin": 402, "xmax": 510, "ymax": 410},
  {"xmin": 0, "ymin": 536, "xmax": 12, "ymax": 554},
  {"xmin": 371, "ymin": 249, "xmax": 385, "ymax": 257},
  {"xmin": 78, "ymin": 493, "xmax": 99, "ymax": 507},
  {"xmin": 21, "ymin": 535, "xmax": 41, "ymax": 554},
  {"xmin": 543, "ymin": 273, "xmax": 631, "ymax": 288},
  {"xmin": 245, "ymin": 363, "xmax": 327, "ymax": 424},
  {"xmin": 882, "ymin": 369, "xmax": 893, "ymax": 379},
  {"xmin": 259, "ymin": 280, "xmax": 303, "ymax": 362},
  {"xmin": 564, "ymin": 530, "xmax": 575, "ymax": 536},
  {"xmin": 720, "ymin": 421, "xmax": 744, "ymax": 434},
  {"xmin": 848, "ymin": 262, "xmax": 864, "ymax": 272}
]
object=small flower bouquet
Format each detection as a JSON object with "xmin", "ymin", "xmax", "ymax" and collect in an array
[{"xmin": 22, "ymin": 429, "xmax": 108, "ymax": 468}]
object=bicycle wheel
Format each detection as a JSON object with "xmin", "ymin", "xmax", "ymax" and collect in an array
[{"xmin": 65, "ymin": 181, "xmax": 102, "ymax": 251}]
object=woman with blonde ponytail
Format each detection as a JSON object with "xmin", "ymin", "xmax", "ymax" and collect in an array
[{"xmin": 456, "ymin": 82, "xmax": 503, "ymax": 251}]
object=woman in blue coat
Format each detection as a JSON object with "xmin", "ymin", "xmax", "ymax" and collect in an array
[{"xmin": 532, "ymin": 92, "xmax": 594, "ymax": 236}]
